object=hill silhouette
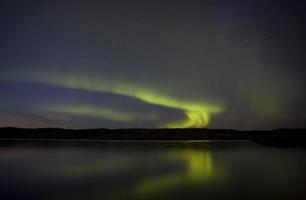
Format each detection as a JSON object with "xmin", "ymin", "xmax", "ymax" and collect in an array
[{"xmin": 0, "ymin": 128, "xmax": 305, "ymax": 147}]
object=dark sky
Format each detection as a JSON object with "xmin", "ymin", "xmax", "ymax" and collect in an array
[{"xmin": 1, "ymin": 0, "xmax": 306, "ymax": 129}]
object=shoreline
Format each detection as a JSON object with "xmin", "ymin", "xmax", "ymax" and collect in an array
[{"xmin": 0, "ymin": 128, "xmax": 305, "ymax": 147}]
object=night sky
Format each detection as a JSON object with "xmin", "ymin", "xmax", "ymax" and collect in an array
[{"xmin": 1, "ymin": 0, "xmax": 306, "ymax": 129}]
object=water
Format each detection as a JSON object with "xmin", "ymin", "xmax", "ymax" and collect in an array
[{"xmin": 0, "ymin": 140, "xmax": 306, "ymax": 200}]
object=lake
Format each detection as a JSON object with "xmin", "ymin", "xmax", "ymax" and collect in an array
[{"xmin": 0, "ymin": 140, "xmax": 306, "ymax": 200}]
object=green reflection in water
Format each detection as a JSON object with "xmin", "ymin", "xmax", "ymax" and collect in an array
[{"xmin": 110, "ymin": 148, "xmax": 226, "ymax": 200}]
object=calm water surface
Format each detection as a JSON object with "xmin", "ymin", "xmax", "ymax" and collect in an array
[{"xmin": 0, "ymin": 140, "xmax": 306, "ymax": 200}]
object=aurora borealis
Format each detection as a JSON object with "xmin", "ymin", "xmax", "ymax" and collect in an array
[{"xmin": 1, "ymin": 0, "xmax": 306, "ymax": 129}]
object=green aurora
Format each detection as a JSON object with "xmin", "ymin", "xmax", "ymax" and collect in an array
[
  {"xmin": 13, "ymin": 72, "xmax": 224, "ymax": 128},
  {"xmin": 45, "ymin": 105, "xmax": 137, "ymax": 123},
  {"xmin": 1, "ymin": 0, "xmax": 306, "ymax": 129}
]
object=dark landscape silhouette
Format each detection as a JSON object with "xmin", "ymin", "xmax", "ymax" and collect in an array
[{"xmin": 1, "ymin": 128, "xmax": 305, "ymax": 147}]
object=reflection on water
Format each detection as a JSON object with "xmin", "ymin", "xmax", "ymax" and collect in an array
[
  {"xmin": 110, "ymin": 149, "xmax": 225, "ymax": 200},
  {"xmin": 0, "ymin": 140, "xmax": 306, "ymax": 200}
]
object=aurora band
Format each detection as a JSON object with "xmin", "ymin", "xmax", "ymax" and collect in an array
[{"xmin": 9, "ymin": 73, "xmax": 224, "ymax": 128}]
